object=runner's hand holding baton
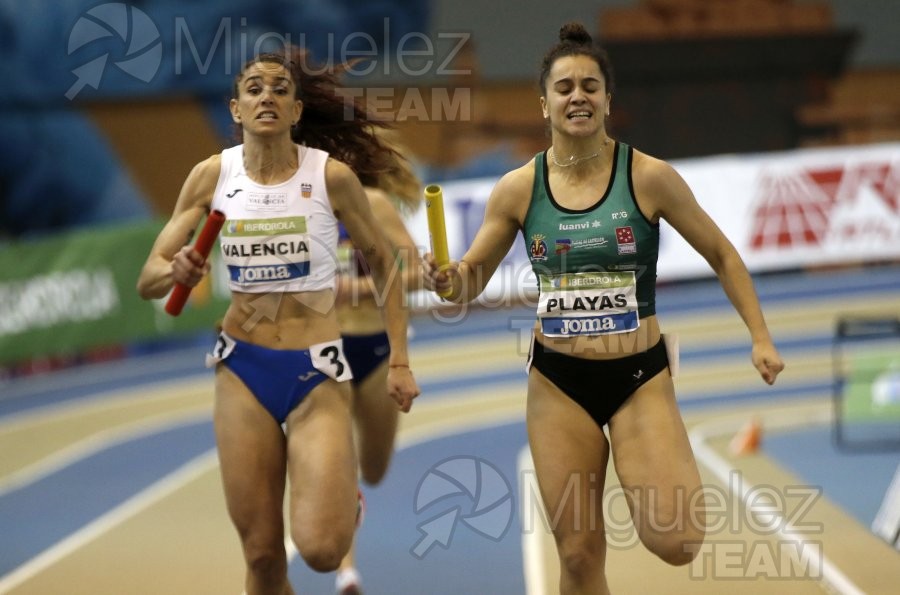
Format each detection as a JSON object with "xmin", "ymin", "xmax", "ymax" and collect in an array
[
  {"xmin": 165, "ymin": 209, "xmax": 226, "ymax": 316},
  {"xmin": 424, "ymin": 185, "xmax": 452, "ymax": 299}
]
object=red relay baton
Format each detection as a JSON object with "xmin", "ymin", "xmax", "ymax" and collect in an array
[{"xmin": 165, "ymin": 209, "xmax": 226, "ymax": 316}]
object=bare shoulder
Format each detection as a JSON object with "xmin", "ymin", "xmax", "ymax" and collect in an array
[
  {"xmin": 364, "ymin": 186, "xmax": 396, "ymax": 217},
  {"xmin": 185, "ymin": 154, "xmax": 221, "ymax": 185},
  {"xmin": 324, "ymin": 157, "xmax": 368, "ymax": 218},
  {"xmin": 325, "ymin": 157, "xmax": 359, "ymax": 192},
  {"xmin": 325, "ymin": 157, "xmax": 356, "ymax": 186},
  {"xmin": 489, "ymin": 159, "xmax": 536, "ymax": 222},
  {"xmin": 364, "ymin": 186, "xmax": 391, "ymax": 206},
  {"xmin": 178, "ymin": 154, "xmax": 221, "ymax": 210},
  {"xmin": 630, "ymin": 149, "xmax": 678, "ymax": 190},
  {"xmin": 495, "ymin": 159, "xmax": 536, "ymax": 197},
  {"xmin": 630, "ymin": 148, "xmax": 694, "ymax": 218}
]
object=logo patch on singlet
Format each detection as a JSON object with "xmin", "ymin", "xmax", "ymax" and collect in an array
[
  {"xmin": 571, "ymin": 237, "xmax": 609, "ymax": 250},
  {"xmin": 615, "ymin": 226, "xmax": 636, "ymax": 255},
  {"xmin": 301, "ymin": 183, "xmax": 312, "ymax": 198},
  {"xmin": 530, "ymin": 234, "xmax": 548, "ymax": 261},
  {"xmin": 225, "ymin": 217, "xmax": 306, "ymax": 236},
  {"xmin": 246, "ymin": 191, "xmax": 287, "ymax": 211}
]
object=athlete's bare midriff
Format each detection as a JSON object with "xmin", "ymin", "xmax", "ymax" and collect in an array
[{"xmin": 222, "ymin": 288, "xmax": 342, "ymax": 348}]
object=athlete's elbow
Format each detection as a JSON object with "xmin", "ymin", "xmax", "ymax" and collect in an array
[
  {"xmin": 136, "ymin": 272, "xmax": 168, "ymax": 301},
  {"xmin": 136, "ymin": 281, "xmax": 163, "ymax": 301},
  {"xmin": 136, "ymin": 274, "xmax": 154, "ymax": 300},
  {"xmin": 135, "ymin": 281, "xmax": 153, "ymax": 300}
]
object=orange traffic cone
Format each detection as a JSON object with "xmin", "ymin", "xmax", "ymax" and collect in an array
[{"xmin": 729, "ymin": 417, "xmax": 762, "ymax": 456}]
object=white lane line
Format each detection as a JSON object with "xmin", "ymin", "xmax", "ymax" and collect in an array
[
  {"xmin": 0, "ymin": 384, "xmax": 525, "ymax": 591},
  {"xmin": 0, "ymin": 377, "xmax": 210, "ymax": 431},
  {"xmin": 0, "ymin": 450, "xmax": 219, "ymax": 594},
  {"xmin": 0, "ymin": 380, "xmax": 857, "ymax": 595},
  {"xmin": 0, "ymin": 349, "xmax": 210, "ymax": 404},
  {"xmin": 0, "ymin": 407, "xmax": 211, "ymax": 497},
  {"xmin": 517, "ymin": 445, "xmax": 546, "ymax": 595},
  {"xmin": 689, "ymin": 409, "xmax": 865, "ymax": 595}
]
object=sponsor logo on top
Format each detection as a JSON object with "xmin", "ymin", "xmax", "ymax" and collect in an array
[
  {"xmin": 616, "ymin": 226, "xmax": 636, "ymax": 255},
  {"xmin": 530, "ymin": 234, "xmax": 548, "ymax": 261}
]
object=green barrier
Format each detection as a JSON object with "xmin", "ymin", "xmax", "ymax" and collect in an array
[{"xmin": 0, "ymin": 221, "xmax": 230, "ymax": 365}]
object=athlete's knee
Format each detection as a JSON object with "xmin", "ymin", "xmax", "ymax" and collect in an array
[
  {"xmin": 359, "ymin": 457, "xmax": 390, "ymax": 485},
  {"xmin": 293, "ymin": 531, "xmax": 348, "ymax": 572},
  {"xmin": 634, "ymin": 488, "xmax": 707, "ymax": 566},
  {"xmin": 356, "ymin": 434, "xmax": 394, "ymax": 485},
  {"xmin": 556, "ymin": 532, "xmax": 605, "ymax": 579},
  {"xmin": 642, "ymin": 528, "xmax": 705, "ymax": 566},
  {"xmin": 652, "ymin": 539, "xmax": 704, "ymax": 566},
  {"xmin": 297, "ymin": 543, "xmax": 344, "ymax": 572},
  {"xmin": 246, "ymin": 552, "xmax": 286, "ymax": 580},
  {"xmin": 242, "ymin": 539, "xmax": 288, "ymax": 582}
]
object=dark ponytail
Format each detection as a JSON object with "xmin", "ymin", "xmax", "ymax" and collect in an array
[{"xmin": 539, "ymin": 22, "xmax": 614, "ymax": 96}]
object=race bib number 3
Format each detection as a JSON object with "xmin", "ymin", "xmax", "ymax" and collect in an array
[
  {"xmin": 537, "ymin": 271, "xmax": 640, "ymax": 337},
  {"xmin": 310, "ymin": 338, "xmax": 353, "ymax": 382}
]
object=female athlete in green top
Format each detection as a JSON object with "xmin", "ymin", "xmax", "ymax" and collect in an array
[{"xmin": 426, "ymin": 22, "xmax": 784, "ymax": 595}]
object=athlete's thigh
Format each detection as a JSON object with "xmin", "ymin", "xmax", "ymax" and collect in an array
[
  {"xmin": 213, "ymin": 366, "xmax": 288, "ymax": 529},
  {"xmin": 526, "ymin": 369, "xmax": 609, "ymax": 537},
  {"xmin": 284, "ymin": 379, "xmax": 358, "ymax": 543},
  {"xmin": 352, "ymin": 363, "xmax": 398, "ymax": 468},
  {"xmin": 607, "ymin": 372, "xmax": 703, "ymax": 531}
]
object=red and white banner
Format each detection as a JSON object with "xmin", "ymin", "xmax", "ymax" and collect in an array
[{"xmin": 660, "ymin": 142, "xmax": 900, "ymax": 278}]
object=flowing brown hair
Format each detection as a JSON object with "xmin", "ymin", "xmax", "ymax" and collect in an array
[
  {"xmin": 368, "ymin": 127, "xmax": 422, "ymax": 214},
  {"xmin": 231, "ymin": 46, "xmax": 407, "ymax": 188}
]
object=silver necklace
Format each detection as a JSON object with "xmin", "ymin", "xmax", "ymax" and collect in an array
[{"xmin": 549, "ymin": 139, "xmax": 610, "ymax": 168}]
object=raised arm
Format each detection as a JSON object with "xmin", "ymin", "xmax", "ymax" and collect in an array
[
  {"xmin": 326, "ymin": 159, "xmax": 420, "ymax": 411},
  {"xmin": 427, "ymin": 166, "xmax": 530, "ymax": 303},
  {"xmin": 635, "ymin": 153, "xmax": 784, "ymax": 384},
  {"xmin": 136, "ymin": 155, "xmax": 221, "ymax": 300},
  {"xmin": 336, "ymin": 187, "xmax": 426, "ymax": 302}
]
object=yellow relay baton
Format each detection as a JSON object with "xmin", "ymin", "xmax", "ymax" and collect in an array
[{"xmin": 424, "ymin": 184, "xmax": 452, "ymax": 298}]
